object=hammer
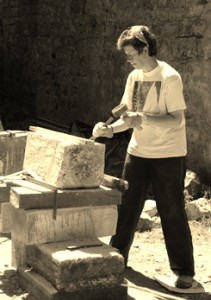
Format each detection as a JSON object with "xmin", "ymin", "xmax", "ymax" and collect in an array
[
  {"xmin": 101, "ymin": 174, "xmax": 129, "ymax": 192},
  {"xmin": 91, "ymin": 103, "xmax": 128, "ymax": 140}
]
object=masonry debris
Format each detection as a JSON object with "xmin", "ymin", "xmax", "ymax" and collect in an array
[
  {"xmin": 0, "ymin": 125, "xmax": 129, "ymax": 299},
  {"xmin": 0, "ymin": 123, "xmax": 210, "ymax": 299},
  {"xmin": 137, "ymin": 170, "xmax": 211, "ymax": 232}
]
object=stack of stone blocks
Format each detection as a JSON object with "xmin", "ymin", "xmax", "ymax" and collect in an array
[
  {"xmin": 5, "ymin": 127, "xmax": 125, "ymax": 300},
  {"xmin": 0, "ymin": 130, "xmax": 28, "ymax": 232}
]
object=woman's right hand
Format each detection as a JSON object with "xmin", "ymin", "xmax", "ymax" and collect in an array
[{"xmin": 92, "ymin": 122, "xmax": 113, "ymax": 138}]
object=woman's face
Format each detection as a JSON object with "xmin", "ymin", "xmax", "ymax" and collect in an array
[{"xmin": 124, "ymin": 45, "xmax": 146, "ymax": 70}]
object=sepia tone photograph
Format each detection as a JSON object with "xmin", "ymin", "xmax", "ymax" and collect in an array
[{"xmin": 0, "ymin": 1, "xmax": 211, "ymax": 299}]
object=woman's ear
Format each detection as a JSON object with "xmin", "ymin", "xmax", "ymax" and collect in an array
[{"xmin": 143, "ymin": 46, "xmax": 148, "ymax": 54}]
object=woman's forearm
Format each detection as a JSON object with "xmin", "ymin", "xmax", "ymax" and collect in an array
[
  {"xmin": 144, "ymin": 110, "xmax": 183, "ymax": 128},
  {"xmin": 110, "ymin": 118, "xmax": 130, "ymax": 133}
]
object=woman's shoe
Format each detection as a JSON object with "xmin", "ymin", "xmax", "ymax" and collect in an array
[{"xmin": 175, "ymin": 275, "xmax": 193, "ymax": 289}]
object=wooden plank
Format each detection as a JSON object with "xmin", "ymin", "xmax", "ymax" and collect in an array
[
  {"xmin": 10, "ymin": 184, "xmax": 121, "ymax": 209},
  {"xmin": 8, "ymin": 179, "xmax": 53, "ymax": 192},
  {"xmin": 18, "ymin": 266, "xmax": 127, "ymax": 300},
  {"xmin": 0, "ymin": 130, "xmax": 28, "ymax": 137},
  {"xmin": 18, "ymin": 266, "xmax": 59, "ymax": 300},
  {"xmin": 11, "ymin": 205, "xmax": 118, "ymax": 245}
]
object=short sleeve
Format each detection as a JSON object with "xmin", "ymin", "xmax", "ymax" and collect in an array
[
  {"xmin": 165, "ymin": 76, "xmax": 187, "ymax": 112},
  {"xmin": 120, "ymin": 73, "xmax": 135, "ymax": 111}
]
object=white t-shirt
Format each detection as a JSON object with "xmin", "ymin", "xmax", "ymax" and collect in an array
[{"xmin": 121, "ymin": 60, "xmax": 187, "ymax": 158}]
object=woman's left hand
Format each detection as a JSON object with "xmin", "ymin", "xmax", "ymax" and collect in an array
[{"xmin": 121, "ymin": 112, "xmax": 143, "ymax": 130}]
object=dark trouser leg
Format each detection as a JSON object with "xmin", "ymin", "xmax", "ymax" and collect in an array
[
  {"xmin": 150, "ymin": 157, "xmax": 195, "ymax": 276},
  {"xmin": 110, "ymin": 154, "xmax": 149, "ymax": 265}
]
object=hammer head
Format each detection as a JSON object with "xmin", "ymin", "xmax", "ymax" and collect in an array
[{"xmin": 111, "ymin": 103, "xmax": 128, "ymax": 118}]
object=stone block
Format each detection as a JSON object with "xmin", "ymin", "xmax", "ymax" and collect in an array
[
  {"xmin": 23, "ymin": 127, "xmax": 105, "ymax": 188},
  {"xmin": 26, "ymin": 238, "xmax": 125, "ymax": 292},
  {"xmin": 11, "ymin": 236, "xmax": 26, "ymax": 267},
  {"xmin": 0, "ymin": 183, "xmax": 10, "ymax": 203},
  {"xmin": 0, "ymin": 202, "xmax": 13, "ymax": 232},
  {"xmin": 11, "ymin": 205, "xmax": 118, "ymax": 267},
  {"xmin": 12, "ymin": 205, "xmax": 117, "ymax": 245},
  {"xmin": 18, "ymin": 266, "xmax": 127, "ymax": 300},
  {"xmin": 10, "ymin": 184, "xmax": 121, "ymax": 210},
  {"xmin": 0, "ymin": 131, "xmax": 28, "ymax": 176}
]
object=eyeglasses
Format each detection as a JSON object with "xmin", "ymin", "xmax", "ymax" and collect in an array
[{"xmin": 125, "ymin": 52, "xmax": 140, "ymax": 61}]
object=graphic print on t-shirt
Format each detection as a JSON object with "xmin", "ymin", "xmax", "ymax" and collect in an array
[{"xmin": 132, "ymin": 81, "xmax": 161, "ymax": 115}]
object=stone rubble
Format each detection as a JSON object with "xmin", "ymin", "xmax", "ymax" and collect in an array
[{"xmin": 137, "ymin": 170, "xmax": 211, "ymax": 232}]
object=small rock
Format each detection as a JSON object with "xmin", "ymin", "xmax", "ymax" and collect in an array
[
  {"xmin": 155, "ymin": 268, "xmax": 161, "ymax": 272},
  {"xmin": 185, "ymin": 198, "xmax": 211, "ymax": 220},
  {"xmin": 21, "ymin": 293, "xmax": 30, "ymax": 299},
  {"xmin": 4, "ymin": 268, "xmax": 17, "ymax": 278},
  {"xmin": 137, "ymin": 212, "xmax": 152, "ymax": 232},
  {"xmin": 17, "ymin": 287, "xmax": 24, "ymax": 294},
  {"xmin": 152, "ymin": 216, "xmax": 161, "ymax": 229},
  {"xmin": 184, "ymin": 170, "xmax": 202, "ymax": 199},
  {"xmin": 143, "ymin": 199, "xmax": 157, "ymax": 217}
]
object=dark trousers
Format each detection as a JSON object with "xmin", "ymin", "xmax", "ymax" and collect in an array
[{"xmin": 110, "ymin": 154, "xmax": 195, "ymax": 276}]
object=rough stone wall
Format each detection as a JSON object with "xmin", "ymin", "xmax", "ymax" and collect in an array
[
  {"xmin": 35, "ymin": 0, "xmax": 128, "ymax": 127},
  {"xmin": 0, "ymin": 0, "xmax": 3, "ymax": 99},
  {"xmin": 1, "ymin": 0, "xmax": 38, "ymax": 124},
  {"xmin": 1, "ymin": 0, "xmax": 211, "ymax": 184}
]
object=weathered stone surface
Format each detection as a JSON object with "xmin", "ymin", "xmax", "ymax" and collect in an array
[
  {"xmin": 1, "ymin": 1, "xmax": 211, "ymax": 185},
  {"xmin": 11, "ymin": 205, "xmax": 118, "ymax": 267},
  {"xmin": 137, "ymin": 212, "xmax": 152, "ymax": 232},
  {"xmin": 137, "ymin": 200, "xmax": 158, "ymax": 232},
  {"xmin": 18, "ymin": 266, "xmax": 127, "ymax": 300},
  {"xmin": 0, "ymin": 202, "xmax": 13, "ymax": 232},
  {"xmin": 10, "ymin": 184, "xmax": 121, "ymax": 210},
  {"xmin": 26, "ymin": 238, "xmax": 124, "ymax": 292},
  {"xmin": 185, "ymin": 198, "xmax": 211, "ymax": 221},
  {"xmin": 184, "ymin": 170, "xmax": 202, "ymax": 200},
  {"xmin": 143, "ymin": 199, "xmax": 157, "ymax": 217},
  {"xmin": 0, "ymin": 183, "xmax": 10, "ymax": 203},
  {"xmin": 184, "ymin": 170, "xmax": 211, "ymax": 200},
  {"xmin": 18, "ymin": 266, "xmax": 63, "ymax": 300},
  {"xmin": 11, "ymin": 236, "xmax": 27, "ymax": 268},
  {"xmin": 0, "ymin": 131, "xmax": 27, "ymax": 176},
  {"xmin": 151, "ymin": 216, "xmax": 162, "ymax": 229},
  {"xmin": 12, "ymin": 205, "xmax": 118, "ymax": 245},
  {"xmin": 23, "ymin": 129, "xmax": 105, "ymax": 188}
]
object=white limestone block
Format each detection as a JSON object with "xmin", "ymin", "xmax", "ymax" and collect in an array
[
  {"xmin": 0, "ymin": 202, "xmax": 13, "ymax": 232},
  {"xmin": 0, "ymin": 131, "xmax": 27, "ymax": 176},
  {"xmin": 23, "ymin": 128, "xmax": 105, "ymax": 188},
  {"xmin": 11, "ymin": 205, "xmax": 118, "ymax": 267},
  {"xmin": 12, "ymin": 205, "xmax": 118, "ymax": 245},
  {"xmin": 26, "ymin": 238, "xmax": 125, "ymax": 292}
]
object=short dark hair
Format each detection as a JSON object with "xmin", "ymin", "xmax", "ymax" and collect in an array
[{"xmin": 117, "ymin": 25, "xmax": 157, "ymax": 56}]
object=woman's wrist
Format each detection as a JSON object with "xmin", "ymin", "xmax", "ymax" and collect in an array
[
  {"xmin": 106, "ymin": 125, "xmax": 114, "ymax": 138},
  {"xmin": 108, "ymin": 125, "xmax": 113, "ymax": 132},
  {"xmin": 137, "ymin": 112, "xmax": 147, "ymax": 124}
]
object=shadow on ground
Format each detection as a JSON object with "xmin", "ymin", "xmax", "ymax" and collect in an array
[{"xmin": 125, "ymin": 267, "xmax": 211, "ymax": 300}]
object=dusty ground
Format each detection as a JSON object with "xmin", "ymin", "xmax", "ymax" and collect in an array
[
  {"xmin": 0, "ymin": 220, "xmax": 211, "ymax": 300},
  {"xmin": 124, "ymin": 220, "xmax": 211, "ymax": 300}
]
